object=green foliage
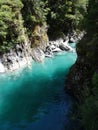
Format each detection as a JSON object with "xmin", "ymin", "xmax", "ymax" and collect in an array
[
  {"xmin": 74, "ymin": 0, "xmax": 88, "ymax": 28},
  {"xmin": 0, "ymin": 0, "xmax": 25, "ymax": 53},
  {"xmin": 47, "ymin": 0, "xmax": 76, "ymax": 36},
  {"xmin": 1, "ymin": 0, "xmax": 87, "ymax": 50},
  {"xmin": 79, "ymin": 73, "xmax": 98, "ymax": 130},
  {"xmin": 80, "ymin": 95, "xmax": 98, "ymax": 130},
  {"xmin": 0, "ymin": 0, "xmax": 88, "ymax": 52},
  {"xmin": 92, "ymin": 73, "xmax": 98, "ymax": 97},
  {"xmin": 0, "ymin": 0, "xmax": 90, "ymax": 51},
  {"xmin": 21, "ymin": 0, "xmax": 49, "ymax": 36},
  {"xmin": 84, "ymin": 0, "xmax": 98, "ymax": 33},
  {"xmin": 47, "ymin": 0, "xmax": 88, "ymax": 38},
  {"xmin": 77, "ymin": 0, "xmax": 98, "ymax": 129}
]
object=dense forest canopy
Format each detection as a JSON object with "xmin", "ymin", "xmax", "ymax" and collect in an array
[
  {"xmin": 0, "ymin": 0, "xmax": 24, "ymax": 53},
  {"xmin": 0, "ymin": 0, "xmax": 88, "ymax": 53}
]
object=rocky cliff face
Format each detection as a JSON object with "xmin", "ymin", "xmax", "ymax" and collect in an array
[
  {"xmin": 0, "ymin": 41, "xmax": 32, "ymax": 73},
  {"xmin": 0, "ymin": 25, "xmax": 49, "ymax": 73},
  {"xmin": 0, "ymin": 24, "xmax": 76, "ymax": 73},
  {"xmin": 66, "ymin": 34, "xmax": 98, "ymax": 102},
  {"xmin": 31, "ymin": 25, "xmax": 49, "ymax": 62}
]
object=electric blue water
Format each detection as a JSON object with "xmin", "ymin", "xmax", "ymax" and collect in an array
[{"xmin": 0, "ymin": 47, "xmax": 77, "ymax": 130}]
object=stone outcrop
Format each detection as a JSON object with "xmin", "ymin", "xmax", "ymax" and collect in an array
[
  {"xmin": 0, "ymin": 41, "xmax": 32, "ymax": 73},
  {"xmin": 31, "ymin": 25, "xmax": 49, "ymax": 61},
  {"xmin": 0, "ymin": 26, "xmax": 82, "ymax": 73}
]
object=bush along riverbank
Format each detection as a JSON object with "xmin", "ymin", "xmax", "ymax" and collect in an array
[{"xmin": 65, "ymin": 0, "xmax": 98, "ymax": 130}]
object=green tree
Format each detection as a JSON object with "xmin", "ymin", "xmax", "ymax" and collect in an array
[
  {"xmin": 47, "ymin": 0, "xmax": 76, "ymax": 37},
  {"xmin": 0, "ymin": 0, "xmax": 25, "ymax": 53},
  {"xmin": 47, "ymin": 0, "xmax": 88, "ymax": 39},
  {"xmin": 21, "ymin": 0, "xmax": 49, "ymax": 36}
]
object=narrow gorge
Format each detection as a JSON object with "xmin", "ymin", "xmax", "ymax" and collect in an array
[{"xmin": 0, "ymin": 0, "xmax": 98, "ymax": 130}]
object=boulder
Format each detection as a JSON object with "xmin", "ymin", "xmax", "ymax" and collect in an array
[
  {"xmin": 59, "ymin": 44, "xmax": 70, "ymax": 51},
  {"xmin": 52, "ymin": 47, "xmax": 62, "ymax": 52},
  {"xmin": 32, "ymin": 48, "xmax": 45, "ymax": 62}
]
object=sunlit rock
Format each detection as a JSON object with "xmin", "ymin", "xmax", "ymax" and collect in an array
[{"xmin": 0, "ymin": 61, "xmax": 5, "ymax": 73}]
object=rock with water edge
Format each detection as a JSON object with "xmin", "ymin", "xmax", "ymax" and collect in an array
[{"xmin": 0, "ymin": 35, "xmax": 78, "ymax": 73}]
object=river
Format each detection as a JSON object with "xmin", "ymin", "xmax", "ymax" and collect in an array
[{"xmin": 0, "ymin": 43, "xmax": 77, "ymax": 130}]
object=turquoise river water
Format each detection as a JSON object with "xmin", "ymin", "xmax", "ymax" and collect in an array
[{"xmin": 0, "ymin": 43, "xmax": 77, "ymax": 130}]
